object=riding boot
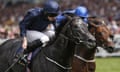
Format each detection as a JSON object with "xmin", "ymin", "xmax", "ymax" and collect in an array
[
  {"xmin": 15, "ymin": 39, "xmax": 43, "ymax": 65},
  {"xmin": 23, "ymin": 39, "xmax": 43, "ymax": 54}
]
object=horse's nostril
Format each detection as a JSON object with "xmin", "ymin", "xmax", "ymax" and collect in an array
[
  {"xmin": 88, "ymin": 39, "xmax": 96, "ymax": 44},
  {"xmin": 86, "ymin": 39, "xmax": 96, "ymax": 48}
]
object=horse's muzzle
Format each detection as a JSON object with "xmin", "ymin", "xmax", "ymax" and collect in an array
[{"xmin": 105, "ymin": 46, "xmax": 114, "ymax": 53}]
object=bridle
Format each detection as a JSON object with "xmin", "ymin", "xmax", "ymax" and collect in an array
[
  {"xmin": 89, "ymin": 24, "xmax": 107, "ymax": 47},
  {"xmin": 59, "ymin": 16, "xmax": 85, "ymax": 44},
  {"xmin": 74, "ymin": 54, "xmax": 95, "ymax": 63}
]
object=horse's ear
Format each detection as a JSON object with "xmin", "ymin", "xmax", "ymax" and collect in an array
[{"xmin": 63, "ymin": 14, "xmax": 73, "ymax": 20}]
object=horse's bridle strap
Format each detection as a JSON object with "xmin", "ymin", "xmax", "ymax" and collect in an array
[
  {"xmin": 46, "ymin": 57, "xmax": 72, "ymax": 70},
  {"xmin": 74, "ymin": 54, "xmax": 95, "ymax": 62}
]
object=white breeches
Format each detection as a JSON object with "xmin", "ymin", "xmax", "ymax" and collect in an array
[{"xmin": 26, "ymin": 30, "xmax": 55, "ymax": 43}]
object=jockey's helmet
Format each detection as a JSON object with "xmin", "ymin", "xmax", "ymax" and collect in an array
[
  {"xmin": 43, "ymin": 0, "xmax": 59, "ymax": 16},
  {"xmin": 74, "ymin": 6, "xmax": 88, "ymax": 18}
]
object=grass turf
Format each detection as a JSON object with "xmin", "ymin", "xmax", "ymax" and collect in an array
[{"xmin": 96, "ymin": 57, "xmax": 120, "ymax": 72}]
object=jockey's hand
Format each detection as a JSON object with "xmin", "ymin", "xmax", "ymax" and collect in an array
[{"xmin": 22, "ymin": 36, "xmax": 27, "ymax": 49}]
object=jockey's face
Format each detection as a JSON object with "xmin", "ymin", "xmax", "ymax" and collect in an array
[
  {"xmin": 48, "ymin": 16, "xmax": 56, "ymax": 21},
  {"xmin": 47, "ymin": 13, "xmax": 58, "ymax": 21}
]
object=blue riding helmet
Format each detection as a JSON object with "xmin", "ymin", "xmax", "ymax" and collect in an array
[
  {"xmin": 56, "ymin": 14, "xmax": 66, "ymax": 26},
  {"xmin": 74, "ymin": 6, "xmax": 88, "ymax": 18},
  {"xmin": 43, "ymin": 1, "xmax": 59, "ymax": 14}
]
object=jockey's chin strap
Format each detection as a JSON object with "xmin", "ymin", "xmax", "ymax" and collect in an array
[{"xmin": 46, "ymin": 56, "xmax": 72, "ymax": 70}]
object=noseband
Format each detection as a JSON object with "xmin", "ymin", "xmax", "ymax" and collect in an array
[{"xmin": 90, "ymin": 25, "xmax": 107, "ymax": 47}]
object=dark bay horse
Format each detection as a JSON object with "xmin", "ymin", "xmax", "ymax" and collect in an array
[
  {"xmin": 0, "ymin": 16, "xmax": 96, "ymax": 72},
  {"xmin": 72, "ymin": 17, "xmax": 114, "ymax": 72}
]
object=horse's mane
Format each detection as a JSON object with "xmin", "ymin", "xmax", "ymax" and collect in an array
[
  {"xmin": 0, "ymin": 39, "xmax": 15, "ymax": 47},
  {"xmin": 48, "ymin": 15, "xmax": 71, "ymax": 45},
  {"xmin": 55, "ymin": 15, "xmax": 80, "ymax": 35},
  {"xmin": 0, "ymin": 38, "xmax": 22, "ymax": 56}
]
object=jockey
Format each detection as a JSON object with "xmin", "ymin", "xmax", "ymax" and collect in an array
[
  {"xmin": 16, "ymin": 0, "xmax": 60, "ymax": 64},
  {"xmin": 56, "ymin": 6, "xmax": 89, "ymax": 26},
  {"xmin": 74, "ymin": 6, "xmax": 89, "ymax": 23}
]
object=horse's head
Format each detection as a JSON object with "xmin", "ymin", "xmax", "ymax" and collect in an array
[
  {"xmin": 60, "ymin": 16, "xmax": 96, "ymax": 48},
  {"xmin": 88, "ymin": 18, "xmax": 114, "ymax": 53}
]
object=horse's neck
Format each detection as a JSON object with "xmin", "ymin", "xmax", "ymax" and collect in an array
[
  {"xmin": 31, "ymin": 36, "xmax": 75, "ymax": 72},
  {"xmin": 38, "ymin": 18, "xmax": 76, "ymax": 68},
  {"xmin": 45, "ymin": 34, "xmax": 76, "ymax": 67}
]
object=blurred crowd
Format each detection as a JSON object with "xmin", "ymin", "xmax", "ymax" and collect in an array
[{"xmin": 0, "ymin": 0, "xmax": 120, "ymax": 39}]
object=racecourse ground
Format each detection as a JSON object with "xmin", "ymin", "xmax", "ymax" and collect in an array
[{"xmin": 96, "ymin": 57, "xmax": 120, "ymax": 72}]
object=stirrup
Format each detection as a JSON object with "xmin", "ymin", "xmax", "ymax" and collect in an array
[
  {"xmin": 18, "ymin": 55, "xmax": 28, "ymax": 66},
  {"xmin": 14, "ymin": 54, "xmax": 28, "ymax": 66}
]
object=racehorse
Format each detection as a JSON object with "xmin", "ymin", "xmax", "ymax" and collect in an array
[
  {"xmin": 0, "ymin": 16, "xmax": 96, "ymax": 72},
  {"xmin": 72, "ymin": 17, "xmax": 114, "ymax": 72}
]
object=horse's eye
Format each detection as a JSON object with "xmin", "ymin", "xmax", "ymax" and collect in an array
[
  {"xmin": 110, "ymin": 35, "xmax": 114, "ymax": 39},
  {"xmin": 99, "ymin": 31, "xmax": 106, "ymax": 36},
  {"xmin": 110, "ymin": 35, "xmax": 114, "ymax": 40}
]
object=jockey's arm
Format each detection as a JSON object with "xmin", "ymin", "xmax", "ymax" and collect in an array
[{"xmin": 19, "ymin": 8, "xmax": 41, "ymax": 49}]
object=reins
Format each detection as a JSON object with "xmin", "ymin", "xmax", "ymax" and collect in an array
[
  {"xmin": 4, "ymin": 56, "xmax": 22, "ymax": 72},
  {"xmin": 46, "ymin": 56, "xmax": 72, "ymax": 70},
  {"xmin": 74, "ymin": 54, "xmax": 95, "ymax": 63}
]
